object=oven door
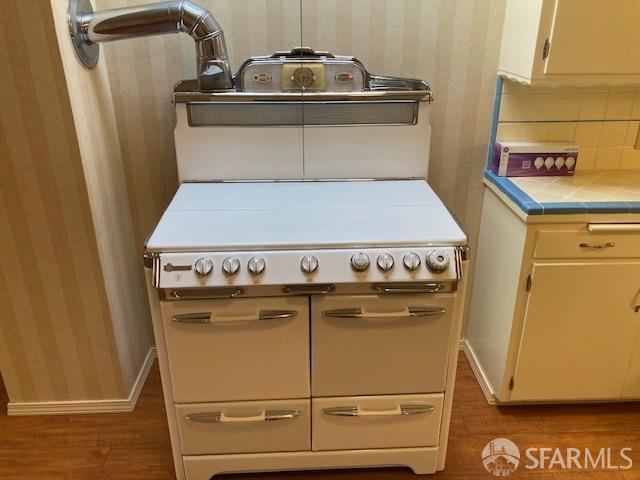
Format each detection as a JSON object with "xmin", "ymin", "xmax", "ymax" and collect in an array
[
  {"xmin": 311, "ymin": 294, "xmax": 454, "ymax": 396},
  {"xmin": 161, "ymin": 296, "xmax": 309, "ymax": 402}
]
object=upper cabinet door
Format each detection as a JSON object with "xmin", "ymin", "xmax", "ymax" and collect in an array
[
  {"xmin": 544, "ymin": 0, "xmax": 640, "ymax": 75},
  {"xmin": 498, "ymin": 0, "xmax": 640, "ymax": 85},
  {"xmin": 510, "ymin": 261, "xmax": 640, "ymax": 402}
]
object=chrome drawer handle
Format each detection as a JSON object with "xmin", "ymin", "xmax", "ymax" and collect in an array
[
  {"xmin": 579, "ymin": 242, "xmax": 615, "ymax": 249},
  {"xmin": 322, "ymin": 306, "xmax": 445, "ymax": 320},
  {"xmin": 373, "ymin": 282, "xmax": 446, "ymax": 294},
  {"xmin": 322, "ymin": 404, "xmax": 434, "ymax": 417},
  {"xmin": 168, "ymin": 287, "xmax": 245, "ymax": 299},
  {"xmin": 185, "ymin": 409, "xmax": 301, "ymax": 423},
  {"xmin": 172, "ymin": 309, "xmax": 298, "ymax": 324}
]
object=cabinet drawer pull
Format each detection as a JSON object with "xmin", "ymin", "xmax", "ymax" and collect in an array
[
  {"xmin": 579, "ymin": 242, "xmax": 615, "ymax": 249},
  {"xmin": 322, "ymin": 306, "xmax": 445, "ymax": 320},
  {"xmin": 373, "ymin": 282, "xmax": 446, "ymax": 294},
  {"xmin": 186, "ymin": 409, "xmax": 301, "ymax": 423},
  {"xmin": 172, "ymin": 309, "xmax": 297, "ymax": 324},
  {"xmin": 322, "ymin": 404, "xmax": 434, "ymax": 417}
]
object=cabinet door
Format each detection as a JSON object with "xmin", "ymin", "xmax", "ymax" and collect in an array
[
  {"xmin": 544, "ymin": 0, "xmax": 640, "ymax": 75},
  {"xmin": 622, "ymin": 337, "xmax": 640, "ymax": 399},
  {"xmin": 511, "ymin": 262, "xmax": 640, "ymax": 401}
]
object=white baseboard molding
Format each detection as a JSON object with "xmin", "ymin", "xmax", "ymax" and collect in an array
[
  {"xmin": 7, "ymin": 347, "xmax": 157, "ymax": 416},
  {"xmin": 459, "ymin": 338, "xmax": 497, "ymax": 405}
]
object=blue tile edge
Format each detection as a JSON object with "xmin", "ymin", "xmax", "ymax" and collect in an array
[
  {"xmin": 540, "ymin": 202, "xmax": 587, "ymax": 214},
  {"xmin": 484, "ymin": 170, "xmax": 544, "ymax": 215},
  {"xmin": 485, "ymin": 171, "xmax": 640, "ymax": 215}
]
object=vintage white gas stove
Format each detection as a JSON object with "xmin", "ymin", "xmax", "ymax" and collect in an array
[{"xmin": 68, "ymin": 2, "xmax": 469, "ymax": 479}]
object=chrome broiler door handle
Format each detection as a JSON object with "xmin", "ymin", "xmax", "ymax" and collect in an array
[
  {"xmin": 186, "ymin": 410, "xmax": 301, "ymax": 423},
  {"xmin": 322, "ymin": 306, "xmax": 446, "ymax": 320},
  {"xmin": 322, "ymin": 404, "xmax": 434, "ymax": 417}
]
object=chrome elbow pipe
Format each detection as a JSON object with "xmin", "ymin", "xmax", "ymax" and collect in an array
[{"xmin": 68, "ymin": 0, "xmax": 233, "ymax": 91}]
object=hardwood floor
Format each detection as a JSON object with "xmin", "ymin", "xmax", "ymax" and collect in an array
[{"xmin": 0, "ymin": 356, "xmax": 638, "ymax": 479}]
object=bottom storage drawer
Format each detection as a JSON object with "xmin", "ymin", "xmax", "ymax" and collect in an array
[
  {"xmin": 312, "ymin": 394, "xmax": 443, "ymax": 451},
  {"xmin": 176, "ymin": 399, "xmax": 310, "ymax": 455}
]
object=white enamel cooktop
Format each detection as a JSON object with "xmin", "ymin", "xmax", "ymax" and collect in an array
[{"xmin": 145, "ymin": 180, "xmax": 467, "ymax": 252}]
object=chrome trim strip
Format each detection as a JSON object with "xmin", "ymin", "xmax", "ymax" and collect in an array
[
  {"xmin": 174, "ymin": 90, "xmax": 431, "ymax": 103},
  {"xmin": 282, "ymin": 284, "xmax": 336, "ymax": 295},
  {"xmin": 152, "ymin": 255, "xmax": 162, "ymax": 288},
  {"xmin": 167, "ymin": 287, "xmax": 245, "ymax": 299},
  {"xmin": 372, "ymin": 282, "xmax": 447, "ymax": 294}
]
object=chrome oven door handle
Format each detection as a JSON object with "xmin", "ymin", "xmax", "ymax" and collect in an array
[
  {"xmin": 322, "ymin": 306, "xmax": 446, "ymax": 320},
  {"xmin": 185, "ymin": 409, "xmax": 301, "ymax": 423},
  {"xmin": 171, "ymin": 312, "xmax": 211, "ymax": 323},
  {"xmin": 172, "ymin": 309, "xmax": 298, "ymax": 324},
  {"xmin": 373, "ymin": 282, "xmax": 446, "ymax": 294},
  {"xmin": 322, "ymin": 404, "xmax": 434, "ymax": 417}
]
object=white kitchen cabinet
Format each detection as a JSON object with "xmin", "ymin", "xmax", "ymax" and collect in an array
[
  {"xmin": 499, "ymin": 0, "xmax": 640, "ymax": 85},
  {"xmin": 465, "ymin": 185, "xmax": 640, "ymax": 403}
]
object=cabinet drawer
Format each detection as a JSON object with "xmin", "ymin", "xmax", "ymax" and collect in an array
[
  {"xmin": 312, "ymin": 294, "xmax": 453, "ymax": 396},
  {"xmin": 161, "ymin": 296, "xmax": 309, "ymax": 402},
  {"xmin": 312, "ymin": 394, "xmax": 443, "ymax": 451},
  {"xmin": 176, "ymin": 399, "xmax": 310, "ymax": 455},
  {"xmin": 534, "ymin": 225, "xmax": 640, "ymax": 260}
]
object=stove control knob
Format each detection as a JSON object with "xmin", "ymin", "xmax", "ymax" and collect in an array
[
  {"xmin": 222, "ymin": 257, "xmax": 241, "ymax": 276},
  {"xmin": 300, "ymin": 255, "xmax": 319, "ymax": 274},
  {"xmin": 426, "ymin": 249, "xmax": 450, "ymax": 273},
  {"xmin": 403, "ymin": 252, "xmax": 422, "ymax": 271},
  {"xmin": 376, "ymin": 253, "xmax": 395, "ymax": 272},
  {"xmin": 350, "ymin": 252, "xmax": 370, "ymax": 272},
  {"xmin": 194, "ymin": 257, "xmax": 214, "ymax": 277},
  {"xmin": 247, "ymin": 256, "xmax": 266, "ymax": 276}
]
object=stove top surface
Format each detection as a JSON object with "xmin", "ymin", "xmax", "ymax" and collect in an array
[{"xmin": 145, "ymin": 180, "xmax": 466, "ymax": 252}]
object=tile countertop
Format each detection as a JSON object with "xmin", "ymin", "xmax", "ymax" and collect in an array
[{"xmin": 484, "ymin": 169, "xmax": 640, "ymax": 215}]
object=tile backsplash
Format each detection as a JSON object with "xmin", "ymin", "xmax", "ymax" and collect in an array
[{"xmin": 497, "ymin": 80, "xmax": 640, "ymax": 171}]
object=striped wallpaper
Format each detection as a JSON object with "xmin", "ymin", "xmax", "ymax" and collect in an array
[
  {"xmin": 0, "ymin": 0, "xmax": 126, "ymax": 402},
  {"xmin": 0, "ymin": 0, "xmax": 506, "ymax": 403}
]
